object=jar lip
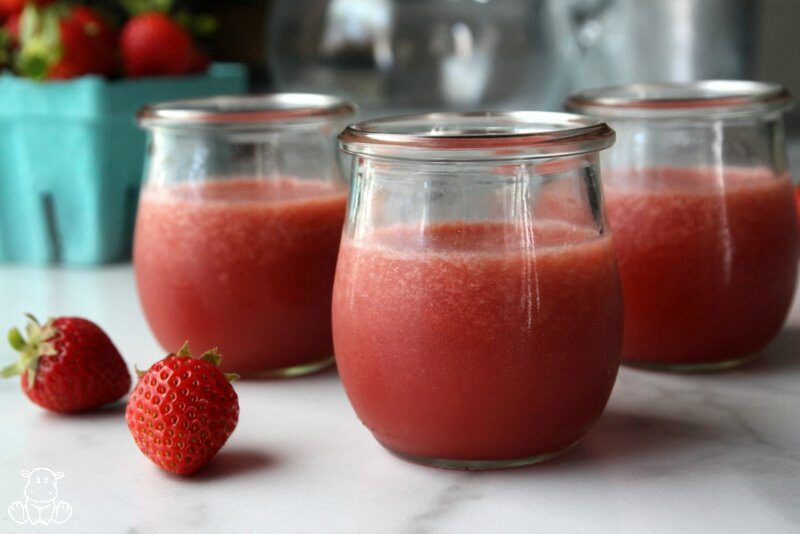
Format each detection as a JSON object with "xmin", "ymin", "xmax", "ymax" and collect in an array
[
  {"xmin": 137, "ymin": 93, "xmax": 357, "ymax": 129},
  {"xmin": 565, "ymin": 80, "xmax": 793, "ymax": 119},
  {"xmin": 338, "ymin": 111, "xmax": 615, "ymax": 161}
]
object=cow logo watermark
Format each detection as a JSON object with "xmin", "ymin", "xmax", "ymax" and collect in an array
[{"xmin": 8, "ymin": 468, "xmax": 72, "ymax": 525}]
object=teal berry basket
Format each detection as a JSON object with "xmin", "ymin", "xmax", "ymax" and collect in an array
[{"xmin": 0, "ymin": 62, "xmax": 247, "ymax": 265}]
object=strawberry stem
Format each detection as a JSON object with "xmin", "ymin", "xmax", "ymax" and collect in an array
[
  {"xmin": 8, "ymin": 328, "xmax": 26, "ymax": 351},
  {"xmin": 0, "ymin": 361, "xmax": 22, "ymax": 378},
  {"xmin": 200, "ymin": 348, "xmax": 221, "ymax": 367},
  {"xmin": 16, "ymin": 4, "xmax": 63, "ymax": 81},
  {"xmin": 2, "ymin": 315, "xmax": 59, "ymax": 389},
  {"xmin": 122, "ymin": 0, "xmax": 174, "ymax": 16},
  {"xmin": 176, "ymin": 341, "xmax": 191, "ymax": 358}
]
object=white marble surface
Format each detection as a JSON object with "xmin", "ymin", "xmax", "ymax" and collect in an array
[{"xmin": 0, "ymin": 265, "xmax": 798, "ymax": 534}]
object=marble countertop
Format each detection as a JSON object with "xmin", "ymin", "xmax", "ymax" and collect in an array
[{"xmin": 0, "ymin": 265, "xmax": 798, "ymax": 534}]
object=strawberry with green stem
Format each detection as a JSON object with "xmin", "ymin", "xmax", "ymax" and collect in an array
[
  {"xmin": 126, "ymin": 342, "xmax": 239, "ymax": 475},
  {"xmin": 120, "ymin": 0, "xmax": 213, "ymax": 77},
  {"xmin": 2, "ymin": 314, "xmax": 131, "ymax": 412},
  {"xmin": 15, "ymin": 3, "xmax": 118, "ymax": 80},
  {"xmin": 119, "ymin": 10, "xmax": 191, "ymax": 76}
]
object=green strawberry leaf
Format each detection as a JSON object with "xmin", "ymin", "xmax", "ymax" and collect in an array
[
  {"xmin": 19, "ymin": 4, "xmax": 38, "ymax": 44},
  {"xmin": 191, "ymin": 14, "xmax": 217, "ymax": 36},
  {"xmin": 8, "ymin": 328, "xmax": 26, "ymax": 352},
  {"xmin": 16, "ymin": 5, "xmax": 63, "ymax": 81},
  {"xmin": 122, "ymin": 0, "xmax": 173, "ymax": 16},
  {"xmin": 3, "ymin": 315, "xmax": 58, "ymax": 388},
  {"xmin": 174, "ymin": 11, "xmax": 217, "ymax": 37},
  {"xmin": 0, "ymin": 361, "xmax": 22, "ymax": 378},
  {"xmin": 176, "ymin": 341, "xmax": 192, "ymax": 358},
  {"xmin": 200, "ymin": 348, "xmax": 221, "ymax": 366}
]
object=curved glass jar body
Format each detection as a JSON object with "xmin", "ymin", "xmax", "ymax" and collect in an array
[
  {"xmin": 332, "ymin": 112, "xmax": 622, "ymax": 468},
  {"xmin": 134, "ymin": 94, "xmax": 355, "ymax": 376},
  {"xmin": 567, "ymin": 81, "xmax": 799, "ymax": 371}
]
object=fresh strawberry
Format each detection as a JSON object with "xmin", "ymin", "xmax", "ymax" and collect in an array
[
  {"xmin": 48, "ymin": 7, "xmax": 117, "ymax": 79},
  {"xmin": 126, "ymin": 343, "xmax": 239, "ymax": 475},
  {"xmin": 15, "ymin": 4, "xmax": 118, "ymax": 80},
  {"xmin": 2, "ymin": 315, "xmax": 131, "ymax": 413},
  {"xmin": 120, "ymin": 12, "xmax": 193, "ymax": 77}
]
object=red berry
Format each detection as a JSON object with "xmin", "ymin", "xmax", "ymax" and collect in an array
[
  {"xmin": 120, "ymin": 12, "xmax": 194, "ymax": 77},
  {"xmin": 15, "ymin": 4, "xmax": 118, "ymax": 80},
  {"xmin": 126, "ymin": 343, "xmax": 240, "ymax": 475},
  {"xmin": 46, "ymin": 5, "xmax": 118, "ymax": 79},
  {"xmin": 2, "ymin": 315, "xmax": 132, "ymax": 413}
]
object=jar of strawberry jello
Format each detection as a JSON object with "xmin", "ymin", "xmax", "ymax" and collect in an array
[
  {"xmin": 567, "ymin": 81, "xmax": 799, "ymax": 371},
  {"xmin": 332, "ymin": 112, "xmax": 622, "ymax": 468},
  {"xmin": 134, "ymin": 94, "xmax": 355, "ymax": 376}
]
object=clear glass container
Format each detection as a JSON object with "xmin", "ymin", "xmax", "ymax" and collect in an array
[
  {"xmin": 332, "ymin": 111, "xmax": 622, "ymax": 468},
  {"xmin": 567, "ymin": 81, "xmax": 799, "ymax": 371},
  {"xmin": 134, "ymin": 94, "xmax": 355, "ymax": 376}
]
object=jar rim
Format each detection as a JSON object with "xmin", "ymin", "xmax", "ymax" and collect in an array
[
  {"xmin": 137, "ymin": 93, "xmax": 357, "ymax": 129},
  {"xmin": 338, "ymin": 111, "xmax": 615, "ymax": 161},
  {"xmin": 565, "ymin": 80, "xmax": 793, "ymax": 119}
]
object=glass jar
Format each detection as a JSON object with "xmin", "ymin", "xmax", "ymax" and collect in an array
[
  {"xmin": 332, "ymin": 112, "xmax": 621, "ymax": 468},
  {"xmin": 134, "ymin": 94, "xmax": 355, "ymax": 376},
  {"xmin": 566, "ymin": 81, "xmax": 799, "ymax": 371}
]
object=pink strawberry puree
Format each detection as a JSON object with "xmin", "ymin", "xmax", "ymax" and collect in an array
[
  {"xmin": 134, "ymin": 178, "xmax": 347, "ymax": 374},
  {"xmin": 332, "ymin": 221, "xmax": 623, "ymax": 461},
  {"xmin": 604, "ymin": 167, "xmax": 799, "ymax": 366}
]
